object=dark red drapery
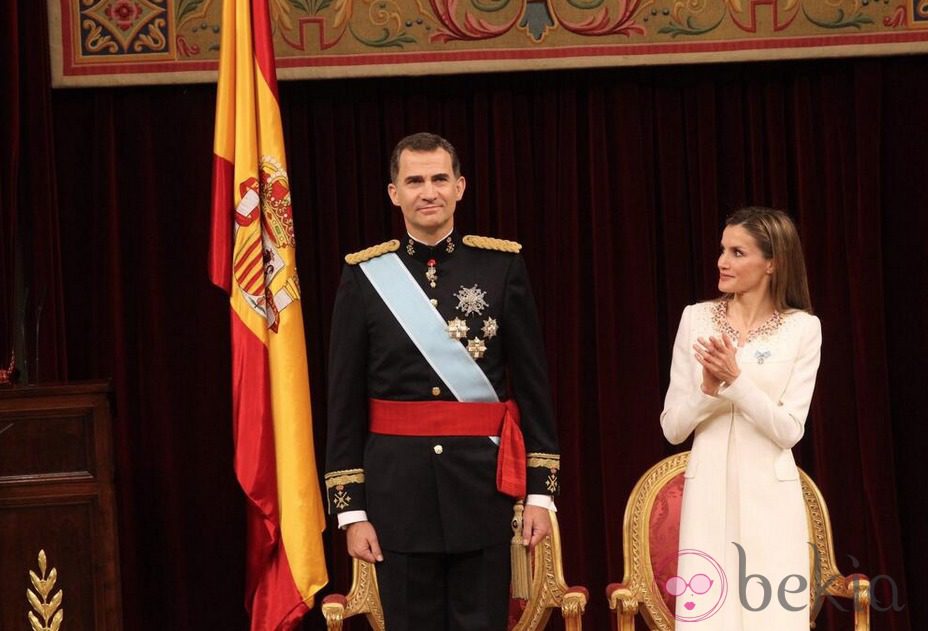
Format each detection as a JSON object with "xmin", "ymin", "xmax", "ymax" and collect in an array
[{"xmin": 3, "ymin": 2, "xmax": 925, "ymax": 629}]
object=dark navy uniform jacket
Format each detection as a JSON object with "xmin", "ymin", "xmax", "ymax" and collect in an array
[{"xmin": 324, "ymin": 230, "xmax": 560, "ymax": 553}]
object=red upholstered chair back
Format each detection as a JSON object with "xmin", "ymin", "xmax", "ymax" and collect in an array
[
  {"xmin": 607, "ymin": 453, "xmax": 872, "ymax": 631},
  {"xmin": 647, "ymin": 472, "xmax": 684, "ymax": 615},
  {"xmin": 508, "ymin": 595, "xmax": 528, "ymax": 629}
]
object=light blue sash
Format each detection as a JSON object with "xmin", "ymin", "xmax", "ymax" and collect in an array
[{"xmin": 360, "ymin": 253, "xmax": 498, "ymax": 403}]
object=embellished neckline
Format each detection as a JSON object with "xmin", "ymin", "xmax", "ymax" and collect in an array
[{"xmin": 710, "ymin": 300, "xmax": 783, "ymax": 346}]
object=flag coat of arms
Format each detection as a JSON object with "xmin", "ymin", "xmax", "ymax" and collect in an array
[{"xmin": 209, "ymin": 1, "xmax": 328, "ymax": 628}]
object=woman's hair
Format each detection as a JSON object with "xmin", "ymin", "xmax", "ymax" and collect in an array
[{"xmin": 724, "ymin": 206, "xmax": 813, "ymax": 313}]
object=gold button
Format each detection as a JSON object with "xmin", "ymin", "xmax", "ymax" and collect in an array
[
  {"xmin": 430, "ymin": 298, "xmax": 438, "ymax": 307},
  {"xmin": 431, "ymin": 386, "xmax": 441, "ymax": 397},
  {"xmin": 433, "ymin": 445, "xmax": 443, "ymax": 454}
]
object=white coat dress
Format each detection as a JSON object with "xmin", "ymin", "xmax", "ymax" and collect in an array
[{"xmin": 661, "ymin": 300, "xmax": 822, "ymax": 630}]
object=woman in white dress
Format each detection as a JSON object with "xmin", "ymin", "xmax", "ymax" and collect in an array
[{"xmin": 661, "ymin": 207, "xmax": 822, "ymax": 630}]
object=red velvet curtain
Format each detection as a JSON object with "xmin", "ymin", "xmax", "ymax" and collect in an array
[
  {"xmin": 3, "ymin": 1, "xmax": 925, "ymax": 629},
  {"xmin": 0, "ymin": 2, "xmax": 16, "ymax": 374}
]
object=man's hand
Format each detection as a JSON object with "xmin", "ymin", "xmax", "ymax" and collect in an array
[
  {"xmin": 521, "ymin": 504, "xmax": 552, "ymax": 550},
  {"xmin": 346, "ymin": 521, "xmax": 384, "ymax": 563}
]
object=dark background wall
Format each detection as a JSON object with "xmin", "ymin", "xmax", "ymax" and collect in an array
[{"xmin": 2, "ymin": 1, "xmax": 926, "ymax": 629}]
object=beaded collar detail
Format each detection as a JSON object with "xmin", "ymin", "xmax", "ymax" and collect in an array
[{"xmin": 710, "ymin": 300, "xmax": 784, "ymax": 345}]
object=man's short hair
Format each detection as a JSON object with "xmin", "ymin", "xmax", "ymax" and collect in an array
[{"xmin": 390, "ymin": 132, "xmax": 461, "ymax": 182}]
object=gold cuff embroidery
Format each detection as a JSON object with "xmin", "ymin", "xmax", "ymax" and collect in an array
[
  {"xmin": 527, "ymin": 453, "xmax": 560, "ymax": 469},
  {"xmin": 332, "ymin": 489, "xmax": 352, "ymax": 510},
  {"xmin": 545, "ymin": 473, "xmax": 559, "ymax": 493},
  {"xmin": 325, "ymin": 468, "xmax": 365, "ymax": 489}
]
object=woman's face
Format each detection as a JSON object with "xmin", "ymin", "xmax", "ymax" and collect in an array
[{"xmin": 717, "ymin": 224, "xmax": 773, "ymax": 296}]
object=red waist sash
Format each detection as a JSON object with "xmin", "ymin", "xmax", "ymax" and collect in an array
[{"xmin": 368, "ymin": 398, "xmax": 526, "ymax": 498}]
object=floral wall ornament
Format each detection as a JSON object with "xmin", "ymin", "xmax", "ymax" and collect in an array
[
  {"xmin": 549, "ymin": 0, "xmax": 646, "ymax": 36},
  {"xmin": 105, "ymin": 0, "xmax": 143, "ymax": 30},
  {"xmin": 27, "ymin": 550, "xmax": 63, "ymax": 631},
  {"xmin": 81, "ymin": 0, "xmax": 169, "ymax": 54},
  {"xmin": 48, "ymin": 0, "xmax": 928, "ymax": 86},
  {"xmin": 518, "ymin": 0, "xmax": 556, "ymax": 42}
]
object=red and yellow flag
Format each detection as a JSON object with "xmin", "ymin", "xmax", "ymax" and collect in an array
[{"xmin": 209, "ymin": 1, "xmax": 327, "ymax": 628}]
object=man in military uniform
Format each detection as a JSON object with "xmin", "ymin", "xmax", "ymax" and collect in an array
[{"xmin": 324, "ymin": 132, "xmax": 560, "ymax": 631}]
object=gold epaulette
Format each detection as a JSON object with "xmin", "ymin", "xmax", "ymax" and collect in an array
[
  {"xmin": 462, "ymin": 234, "xmax": 522, "ymax": 253},
  {"xmin": 345, "ymin": 239, "xmax": 400, "ymax": 265}
]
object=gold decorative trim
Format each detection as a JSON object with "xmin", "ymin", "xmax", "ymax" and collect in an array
[
  {"xmin": 560, "ymin": 590, "xmax": 588, "ymax": 628},
  {"xmin": 799, "ymin": 467, "xmax": 870, "ymax": 625},
  {"xmin": 462, "ymin": 235, "xmax": 522, "ymax": 253},
  {"xmin": 348, "ymin": 560, "xmax": 386, "ymax": 631},
  {"xmin": 613, "ymin": 452, "xmax": 689, "ymax": 630},
  {"xmin": 322, "ymin": 559, "xmax": 385, "ymax": 631},
  {"xmin": 511, "ymin": 510, "xmax": 568, "ymax": 631},
  {"xmin": 527, "ymin": 454, "xmax": 560, "ymax": 469},
  {"xmin": 46, "ymin": 0, "xmax": 928, "ymax": 89},
  {"xmin": 345, "ymin": 240, "xmax": 400, "ymax": 265},
  {"xmin": 325, "ymin": 468, "xmax": 365, "ymax": 489},
  {"xmin": 323, "ymin": 506, "xmax": 585, "ymax": 631},
  {"xmin": 27, "ymin": 550, "xmax": 63, "ymax": 631},
  {"xmin": 609, "ymin": 452, "xmax": 870, "ymax": 630},
  {"xmin": 320, "ymin": 601, "xmax": 345, "ymax": 631},
  {"xmin": 510, "ymin": 502, "xmax": 532, "ymax": 600}
]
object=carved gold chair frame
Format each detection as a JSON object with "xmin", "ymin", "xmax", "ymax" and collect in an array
[
  {"xmin": 606, "ymin": 452, "xmax": 871, "ymax": 630},
  {"xmin": 321, "ymin": 509, "xmax": 588, "ymax": 631}
]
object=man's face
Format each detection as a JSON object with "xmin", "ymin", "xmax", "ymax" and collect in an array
[{"xmin": 388, "ymin": 148, "xmax": 465, "ymax": 242}]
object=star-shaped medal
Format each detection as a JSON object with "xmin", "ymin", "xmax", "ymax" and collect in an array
[
  {"xmin": 467, "ymin": 337, "xmax": 487, "ymax": 359},
  {"xmin": 481, "ymin": 317, "xmax": 498, "ymax": 339},
  {"xmin": 455, "ymin": 284, "xmax": 489, "ymax": 317},
  {"xmin": 447, "ymin": 318, "xmax": 469, "ymax": 340}
]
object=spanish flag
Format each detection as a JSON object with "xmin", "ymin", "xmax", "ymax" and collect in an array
[{"xmin": 209, "ymin": 1, "xmax": 328, "ymax": 628}]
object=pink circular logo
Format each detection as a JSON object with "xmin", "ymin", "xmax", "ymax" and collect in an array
[{"xmin": 668, "ymin": 549, "xmax": 727, "ymax": 622}]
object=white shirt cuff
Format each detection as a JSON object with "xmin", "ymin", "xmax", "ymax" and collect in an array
[
  {"xmin": 337, "ymin": 510, "xmax": 368, "ymax": 529},
  {"xmin": 525, "ymin": 494, "xmax": 557, "ymax": 512}
]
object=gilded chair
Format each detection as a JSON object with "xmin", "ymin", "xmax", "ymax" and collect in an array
[
  {"xmin": 606, "ymin": 452, "xmax": 870, "ymax": 630},
  {"xmin": 321, "ymin": 506, "xmax": 588, "ymax": 630}
]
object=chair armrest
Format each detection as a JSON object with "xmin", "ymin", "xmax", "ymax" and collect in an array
[
  {"xmin": 844, "ymin": 574, "xmax": 871, "ymax": 631},
  {"xmin": 843, "ymin": 573, "xmax": 870, "ymax": 592},
  {"xmin": 321, "ymin": 594, "xmax": 348, "ymax": 631},
  {"xmin": 566, "ymin": 585, "xmax": 589, "ymax": 600},
  {"xmin": 606, "ymin": 582, "xmax": 638, "ymax": 631},
  {"xmin": 606, "ymin": 582, "xmax": 634, "ymax": 610},
  {"xmin": 322, "ymin": 594, "xmax": 349, "ymax": 605},
  {"xmin": 561, "ymin": 587, "xmax": 589, "ymax": 631}
]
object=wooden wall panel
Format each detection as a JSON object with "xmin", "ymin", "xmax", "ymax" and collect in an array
[{"xmin": 0, "ymin": 383, "xmax": 122, "ymax": 631}]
